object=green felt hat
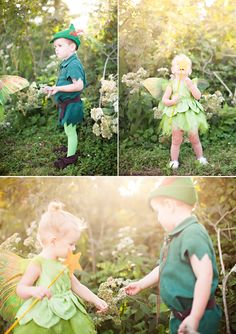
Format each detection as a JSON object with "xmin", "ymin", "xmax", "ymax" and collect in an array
[
  {"xmin": 149, "ymin": 177, "xmax": 197, "ymax": 206},
  {"xmin": 50, "ymin": 24, "xmax": 81, "ymax": 49}
]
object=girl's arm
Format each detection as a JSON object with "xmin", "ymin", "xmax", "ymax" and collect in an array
[
  {"xmin": 185, "ymin": 78, "xmax": 201, "ymax": 100},
  {"xmin": 125, "ymin": 265, "xmax": 160, "ymax": 295},
  {"xmin": 71, "ymin": 275, "xmax": 108, "ymax": 312},
  {"xmin": 178, "ymin": 254, "xmax": 213, "ymax": 333},
  {"xmin": 162, "ymin": 86, "xmax": 179, "ymax": 106},
  {"xmin": 16, "ymin": 263, "xmax": 51, "ymax": 300}
]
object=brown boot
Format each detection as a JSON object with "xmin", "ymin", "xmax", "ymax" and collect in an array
[{"xmin": 54, "ymin": 153, "xmax": 78, "ymax": 169}]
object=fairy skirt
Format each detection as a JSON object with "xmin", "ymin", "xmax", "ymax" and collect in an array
[
  {"xmin": 13, "ymin": 256, "xmax": 96, "ymax": 334},
  {"xmin": 159, "ymin": 97, "xmax": 208, "ymax": 136}
]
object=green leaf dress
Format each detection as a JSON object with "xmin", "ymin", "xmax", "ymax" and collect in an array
[
  {"xmin": 13, "ymin": 256, "xmax": 96, "ymax": 334},
  {"xmin": 158, "ymin": 78, "xmax": 209, "ymax": 136}
]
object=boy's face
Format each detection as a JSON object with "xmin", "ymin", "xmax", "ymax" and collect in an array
[
  {"xmin": 53, "ymin": 38, "xmax": 75, "ymax": 60},
  {"xmin": 150, "ymin": 198, "xmax": 175, "ymax": 232}
]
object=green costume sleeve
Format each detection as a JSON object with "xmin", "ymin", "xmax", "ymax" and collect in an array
[
  {"xmin": 66, "ymin": 61, "xmax": 85, "ymax": 83},
  {"xmin": 30, "ymin": 256, "xmax": 42, "ymax": 268},
  {"xmin": 180, "ymin": 223, "xmax": 213, "ymax": 261}
]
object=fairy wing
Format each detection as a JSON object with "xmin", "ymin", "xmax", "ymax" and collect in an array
[
  {"xmin": 0, "ymin": 75, "xmax": 29, "ymax": 104},
  {"xmin": 192, "ymin": 78, "xmax": 209, "ymax": 93},
  {"xmin": 142, "ymin": 77, "xmax": 169, "ymax": 99},
  {"xmin": 0, "ymin": 250, "xmax": 29, "ymax": 322}
]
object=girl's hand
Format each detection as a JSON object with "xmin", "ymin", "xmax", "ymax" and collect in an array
[
  {"xmin": 29, "ymin": 286, "xmax": 52, "ymax": 300},
  {"xmin": 178, "ymin": 315, "xmax": 199, "ymax": 334},
  {"xmin": 184, "ymin": 77, "xmax": 194, "ymax": 88},
  {"xmin": 0, "ymin": 80, "xmax": 3, "ymax": 89},
  {"xmin": 94, "ymin": 297, "xmax": 108, "ymax": 313},
  {"xmin": 125, "ymin": 281, "xmax": 142, "ymax": 295},
  {"xmin": 171, "ymin": 95, "xmax": 179, "ymax": 105}
]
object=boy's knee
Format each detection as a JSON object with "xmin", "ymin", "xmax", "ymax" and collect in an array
[
  {"xmin": 172, "ymin": 130, "xmax": 183, "ymax": 145},
  {"xmin": 188, "ymin": 132, "xmax": 200, "ymax": 145}
]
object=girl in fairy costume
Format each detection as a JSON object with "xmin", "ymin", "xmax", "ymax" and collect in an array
[
  {"xmin": 144, "ymin": 54, "xmax": 209, "ymax": 170},
  {"xmin": 1, "ymin": 202, "xmax": 108, "ymax": 334}
]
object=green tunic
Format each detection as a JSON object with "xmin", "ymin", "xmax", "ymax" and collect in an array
[
  {"xmin": 54, "ymin": 53, "xmax": 86, "ymax": 126},
  {"xmin": 159, "ymin": 78, "xmax": 208, "ymax": 135},
  {"xmin": 159, "ymin": 216, "xmax": 221, "ymax": 334},
  {"xmin": 14, "ymin": 256, "xmax": 96, "ymax": 334}
]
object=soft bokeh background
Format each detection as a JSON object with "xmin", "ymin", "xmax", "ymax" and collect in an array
[
  {"xmin": 0, "ymin": 176, "xmax": 235, "ymax": 333},
  {"xmin": 119, "ymin": 0, "xmax": 236, "ymax": 176},
  {"xmin": 0, "ymin": 0, "xmax": 117, "ymax": 176}
]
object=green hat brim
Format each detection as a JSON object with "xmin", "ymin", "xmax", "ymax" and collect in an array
[
  {"xmin": 50, "ymin": 24, "xmax": 81, "ymax": 49},
  {"xmin": 149, "ymin": 177, "xmax": 197, "ymax": 206}
]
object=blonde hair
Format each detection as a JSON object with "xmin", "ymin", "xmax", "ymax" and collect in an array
[
  {"xmin": 171, "ymin": 54, "xmax": 192, "ymax": 75},
  {"xmin": 37, "ymin": 201, "xmax": 86, "ymax": 246}
]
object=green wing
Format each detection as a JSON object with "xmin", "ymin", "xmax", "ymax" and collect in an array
[
  {"xmin": 0, "ymin": 250, "xmax": 29, "ymax": 322},
  {"xmin": 192, "ymin": 78, "xmax": 209, "ymax": 93},
  {"xmin": 142, "ymin": 77, "xmax": 169, "ymax": 99},
  {"xmin": 0, "ymin": 75, "xmax": 29, "ymax": 104}
]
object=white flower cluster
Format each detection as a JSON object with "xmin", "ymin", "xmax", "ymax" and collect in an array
[
  {"xmin": 23, "ymin": 220, "xmax": 41, "ymax": 253},
  {"xmin": 16, "ymin": 82, "xmax": 43, "ymax": 115},
  {"xmin": 0, "ymin": 233, "xmax": 21, "ymax": 252},
  {"xmin": 116, "ymin": 236, "xmax": 134, "ymax": 251},
  {"xmin": 122, "ymin": 67, "xmax": 148, "ymax": 94},
  {"xmin": 95, "ymin": 276, "xmax": 130, "ymax": 326},
  {"xmin": 202, "ymin": 90, "xmax": 225, "ymax": 119},
  {"xmin": 153, "ymin": 106, "xmax": 163, "ymax": 119},
  {"xmin": 91, "ymin": 75, "xmax": 118, "ymax": 140}
]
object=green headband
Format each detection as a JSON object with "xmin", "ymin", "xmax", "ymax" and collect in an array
[
  {"xmin": 50, "ymin": 24, "xmax": 81, "ymax": 49},
  {"xmin": 149, "ymin": 177, "xmax": 197, "ymax": 206}
]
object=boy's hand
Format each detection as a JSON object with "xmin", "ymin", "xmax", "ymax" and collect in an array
[
  {"xmin": 178, "ymin": 315, "xmax": 199, "ymax": 333},
  {"xmin": 48, "ymin": 86, "xmax": 59, "ymax": 96},
  {"xmin": 94, "ymin": 297, "xmax": 108, "ymax": 313},
  {"xmin": 29, "ymin": 286, "xmax": 52, "ymax": 300},
  {"xmin": 125, "ymin": 281, "xmax": 142, "ymax": 295},
  {"xmin": 43, "ymin": 86, "xmax": 59, "ymax": 98}
]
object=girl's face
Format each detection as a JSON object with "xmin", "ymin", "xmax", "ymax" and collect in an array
[
  {"xmin": 53, "ymin": 38, "xmax": 75, "ymax": 60},
  {"xmin": 172, "ymin": 59, "xmax": 191, "ymax": 77},
  {"xmin": 52, "ymin": 230, "xmax": 80, "ymax": 259}
]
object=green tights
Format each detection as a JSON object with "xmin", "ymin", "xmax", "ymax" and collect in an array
[{"xmin": 64, "ymin": 123, "xmax": 78, "ymax": 157}]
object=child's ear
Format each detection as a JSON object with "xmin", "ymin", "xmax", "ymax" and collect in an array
[{"xmin": 49, "ymin": 236, "xmax": 57, "ymax": 246}]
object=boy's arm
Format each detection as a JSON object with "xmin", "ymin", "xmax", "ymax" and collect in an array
[
  {"xmin": 71, "ymin": 274, "xmax": 108, "ymax": 312},
  {"xmin": 47, "ymin": 78, "xmax": 84, "ymax": 96},
  {"xmin": 139, "ymin": 265, "xmax": 160, "ymax": 289},
  {"xmin": 16, "ymin": 263, "xmax": 51, "ymax": 300},
  {"xmin": 178, "ymin": 253, "xmax": 213, "ymax": 333},
  {"xmin": 125, "ymin": 265, "xmax": 160, "ymax": 295}
]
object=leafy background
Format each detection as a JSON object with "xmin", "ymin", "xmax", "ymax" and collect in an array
[
  {"xmin": 0, "ymin": 176, "xmax": 235, "ymax": 333},
  {"xmin": 119, "ymin": 0, "xmax": 236, "ymax": 176},
  {"xmin": 0, "ymin": 0, "xmax": 117, "ymax": 176}
]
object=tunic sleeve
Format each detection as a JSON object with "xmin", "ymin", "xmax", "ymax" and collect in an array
[
  {"xmin": 66, "ymin": 60, "xmax": 85, "ymax": 83},
  {"xmin": 180, "ymin": 224, "xmax": 213, "ymax": 261}
]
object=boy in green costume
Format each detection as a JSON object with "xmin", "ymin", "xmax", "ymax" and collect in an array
[
  {"xmin": 44, "ymin": 24, "xmax": 86, "ymax": 169},
  {"xmin": 125, "ymin": 177, "xmax": 221, "ymax": 334}
]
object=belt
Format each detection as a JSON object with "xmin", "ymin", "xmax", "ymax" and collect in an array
[
  {"xmin": 173, "ymin": 297, "xmax": 216, "ymax": 321},
  {"xmin": 57, "ymin": 95, "xmax": 81, "ymax": 120}
]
